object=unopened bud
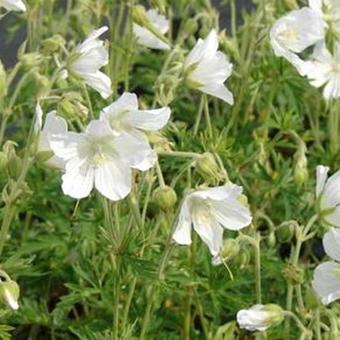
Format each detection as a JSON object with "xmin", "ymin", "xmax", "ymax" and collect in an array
[
  {"xmin": 266, "ymin": 232, "xmax": 276, "ymax": 248},
  {"xmin": 151, "ymin": 0, "xmax": 167, "ymax": 13},
  {"xmin": 183, "ymin": 19, "xmax": 198, "ymax": 36},
  {"xmin": 195, "ymin": 152, "xmax": 224, "ymax": 184},
  {"xmin": 41, "ymin": 34, "xmax": 66, "ymax": 54},
  {"xmin": 220, "ymin": 238, "xmax": 240, "ymax": 261},
  {"xmin": 152, "ymin": 185, "xmax": 177, "ymax": 211},
  {"xmin": 293, "ymin": 144, "xmax": 308, "ymax": 187},
  {"xmin": 132, "ymin": 5, "xmax": 169, "ymax": 46},
  {"xmin": 284, "ymin": 0, "xmax": 298, "ymax": 10},
  {"xmin": 276, "ymin": 223, "xmax": 295, "ymax": 243},
  {"xmin": 0, "ymin": 280, "xmax": 19, "ymax": 310},
  {"xmin": 19, "ymin": 52, "xmax": 44, "ymax": 70},
  {"xmin": 3, "ymin": 141, "xmax": 21, "ymax": 179}
]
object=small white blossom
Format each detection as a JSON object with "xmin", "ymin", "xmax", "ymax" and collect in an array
[
  {"xmin": 305, "ymin": 42, "xmax": 340, "ymax": 100},
  {"xmin": 316, "ymin": 165, "xmax": 340, "ymax": 226},
  {"xmin": 70, "ymin": 26, "xmax": 112, "ymax": 99},
  {"xmin": 50, "ymin": 120, "xmax": 141, "ymax": 201},
  {"xmin": 133, "ymin": 9, "xmax": 170, "ymax": 50},
  {"xmin": 184, "ymin": 29, "xmax": 234, "ymax": 104},
  {"xmin": 35, "ymin": 104, "xmax": 68, "ymax": 169},
  {"xmin": 237, "ymin": 304, "xmax": 284, "ymax": 332},
  {"xmin": 172, "ymin": 184, "xmax": 252, "ymax": 260},
  {"xmin": 0, "ymin": 0, "xmax": 26, "ymax": 12},
  {"xmin": 270, "ymin": 7, "xmax": 324, "ymax": 76},
  {"xmin": 100, "ymin": 92, "xmax": 170, "ymax": 171},
  {"xmin": 312, "ymin": 228, "xmax": 340, "ymax": 304}
]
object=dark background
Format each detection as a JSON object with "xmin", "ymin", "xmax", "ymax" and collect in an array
[{"xmin": 0, "ymin": 0, "xmax": 253, "ymax": 67}]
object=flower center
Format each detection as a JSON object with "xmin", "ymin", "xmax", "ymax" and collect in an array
[
  {"xmin": 191, "ymin": 199, "xmax": 213, "ymax": 225},
  {"xmin": 80, "ymin": 136, "xmax": 117, "ymax": 167},
  {"xmin": 278, "ymin": 29, "xmax": 298, "ymax": 45}
]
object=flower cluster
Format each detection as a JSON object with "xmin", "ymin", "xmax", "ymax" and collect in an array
[{"xmin": 270, "ymin": 1, "xmax": 340, "ymax": 100}]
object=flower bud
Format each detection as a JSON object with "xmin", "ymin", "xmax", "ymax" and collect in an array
[
  {"xmin": 3, "ymin": 141, "xmax": 21, "ymax": 180},
  {"xmin": 41, "ymin": 34, "xmax": 66, "ymax": 54},
  {"xmin": 220, "ymin": 238, "xmax": 240, "ymax": 261},
  {"xmin": 276, "ymin": 223, "xmax": 295, "ymax": 243},
  {"xmin": 0, "ymin": 60, "xmax": 7, "ymax": 98},
  {"xmin": 132, "ymin": 5, "xmax": 169, "ymax": 46},
  {"xmin": 151, "ymin": 0, "xmax": 167, "ymax": 13},
  {"xmin": 19, "ymin": 52, "xmax": 44, "ymax": 70},
  {"xmin": 293, "ymin": 144, "xmax": 308, "ymax": 187},
  {"xmin": 183, "ymin": 19, "xmax": 198, "ymax": 36},
  {"xmin": 283, "ymin": 263, "xmax": 304, "ymax": 285},
  {"xmin": 237, "ymin": 304, "xmax": 284, "ymax": 332},
  {"xmin": 195, "ymin": 152, "xmax": 224, "ymax": 184},
  {"xmin": 266, "ymin": 232, "xmax": 276, "ymax": 248},
  {"xmin": 284, "ymin": 0, "xmax": 298, "ymax": 10},
  {"xmin": 152, "ymin": 186, "xmax": 177, "ymax": 211},
  {"xmin": 0, "ymin": 280, "xmax": 20, "ymax": 310}
]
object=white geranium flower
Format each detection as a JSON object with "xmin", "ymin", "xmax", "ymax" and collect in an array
[
  {"xmin": 100, "ymin": 92, "xmax": 171, "ymax": 171},
  {"xmin": 312, "ymin": 228, "xmax": 340, "ymax": 304},
  {"xmin": 49, "ymin": 119, "xmax": 140, "ymax": 201},
  {"xmin": 70, "ymin": 26, "xmax": 112, "ymax": 99},
  {"xmin": 237, "ymin": 304, "xmax": 284, "ymax": 332},
  {"xmin": 316, "ymin": 165, "xmax": 340, "ymax": 226},
  {"xmin": 305, "ymin": 42, "xmax": 340, "ymax": 100},
  {"xmin": 35, "ymin": 104, "xmax": 67, "ymax": 169},
  {"xmin": 309, "ymin": 0, "xmax": 340, "ymax": 30},
  {"xmin": 172, "ymin": 184, "xmax": 252, "ymax": 259},
  {"xmin": 133, "ymin": 9, "xmax": 170, "ymax": 50},
  {"xmin": 184, "ymin": 29, "xmax": 234, "ymax": 104},
  {"xmin": 270, "ymin": 7, "xmax": 324, "ymax": 76},
  {"xmin": 0, "ymin": 0, "xmax": 26, "ymax": 12}
]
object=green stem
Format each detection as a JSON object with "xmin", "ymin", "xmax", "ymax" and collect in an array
[
  {"xmin": 254, "ymin": 232, "xmax": 262, "ymax": 304},
  {"xmin": 193, "ymin": 96, "xmax": 205, "ymax": 136},
  {"xmin": 203, "ymin": 95, "xmax": 213, "ymax": 138}
]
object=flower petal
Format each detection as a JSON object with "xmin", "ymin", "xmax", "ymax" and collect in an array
[
  {"xmin": 94, "ymin": 159, "xmax": 132, "ymax": 201},
  {"xmin": 128, "ymin": 106, "xmax": 171, "ymax": 131},
  {"xmin": 62, "ymin": 158, "xmax": 94, "ymax": 199},
  {"xmin": 323, "ymin": 228, "xmax": 340, "ymax": 261},
  {"xmin": 172, "ymin": 199, "xmax": 192, "ymax": 245},
  {"xmin": 316, "ymin": 165, "xmax": 329, "ymax": 198},
  {"xmin": 312, "ymin": 261, "xmax": 340, "ymax": 305}
]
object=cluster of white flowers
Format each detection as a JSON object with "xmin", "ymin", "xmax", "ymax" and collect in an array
[
  {"xmin": 38, "ymin": 92, "xmax": 170, "ymax": 201},
  {"xmin": 270, "ymin": 1, "xmax": 340, "ymax": 100},
  {"xmin": 26, "ymin": 6, "xmax": 249, "ymax": 267}
]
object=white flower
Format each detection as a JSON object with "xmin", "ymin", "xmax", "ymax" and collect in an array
[
  {"xmin": 184, "ymin": 29, "xmax": 234, "ymax": 104},
  {"xmin": 237, "ymin": 304, "xmax": 284, "ymax": 332},
  {"xmin": 100, "ymin": 92, "xmax": 171, "ymax": 171},
  {"xmin": 35, "ymin": 104, "xmax": 68, "ymax": 169},
  {"xmin": 49, "ymin": 119, "xmax": 140, "ymax": 201},
  {"xmin": 172, "ymin": 184, "xmax": 252, "ymax": 259},
  {"xmin": 305, "ymin": 42, "xmax": 340, "ymax": 100},
  {"xmin": 0, "ymin": 0, "xmax": 26, "ymax": 12},
  {"xmin": 309, "ymin": 0, "xmax": 340, "ymax": 30},
  {"xmin": 270, "ymin": 7, "xmax": 325, "ymax": 76},
  {"xmin": 133, "ymin": 9, "xmax": 170, "ymax": 50},
  {"xmin": 70, "ymin": 26, "xmax": 112, "ymax": 99},
  {"xmin": 316, "ymin": 165, "xmax": 340, "ymax": 226},
  {"xmin": 312, "ymin": 228, "xmax": 340, "ymax": 304}
]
